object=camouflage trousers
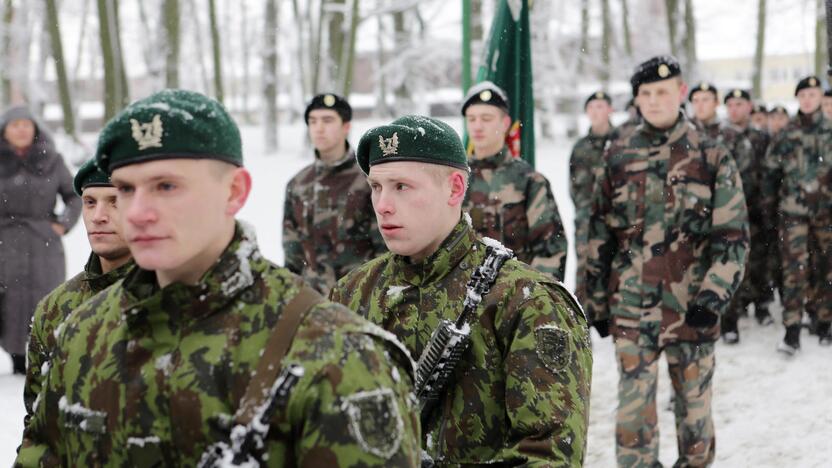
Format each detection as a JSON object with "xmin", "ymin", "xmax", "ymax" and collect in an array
[
  {"xmin": 614, "ymin": 338, "xmax": 716, "ymax": 468},
  {"xmin": 780, "ymin": 220, "xmax": 832, "ymax": 327},
  {"xmin": 574, "ymin": 214, "xmax": 589, "ymax": 303},
  {"xmin": 726, "ymin": 220, "xmax": 774, "ymax": 319}
]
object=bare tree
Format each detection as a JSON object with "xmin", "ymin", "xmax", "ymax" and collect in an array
[
  {"xmin": 621, "ymin": 0, "xmax": 633, "ymax": 57},
  {"xmin": 241, "ymin": 0, "xmax": 253, "ymax": 122},
  {"xmin": 97, "ymin": 0, "xmax": 129, "ymax": 120},
  {"xmin": 208, "ymin": 0, "xmax": 224, "ymax": 103},
  {"xmin": 601, "ymin": 0, "xmax": 611, "ymax": 85},
  {"xmin": 339, "ymin": 0, "xmax": 360, "ymax": 97},
  {"xmin": 816, "ymin": 0, "xmax": 826, "ymax": 78},
  {"xmin": 1, "ymin": 0, "xmax": 14, "ymax": 106},
  {"xmin": 263, "ymin": 0, "xmax": 278, "ymax": 149},
  {"xmin": 45, "ymin": 0, "xmax": 77, "ymax": 139},
  {"xmin": 665, "ymin": 0, "xmax": 679, "ymax": 57},
  {"xmin": 682, "ymin": 0, "xmax": 697, "ymax": 81},
  {"xmin": 326, "ymin": 0, "xmax": 346, "ymax": 90},
  {"xmin": 752, "ymin": 0, "xmax": 766, "ymax": 98},
  {"xmin": 163, "ymin": 0, "xmax": 180, "ymax": 88},
  {"xmin": 578, "ymin": 0, "xmax": 589, "ymax": 73}
]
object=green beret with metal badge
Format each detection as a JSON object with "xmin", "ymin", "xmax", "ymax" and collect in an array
[{"xmin": 73, "ymin": 158, "xmax": 111, "ymax": 196}]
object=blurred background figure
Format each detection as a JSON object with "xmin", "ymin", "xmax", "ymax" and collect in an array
[
  {"xmin": 768, "ymin": 105, "xmax": 791, "ymax": 136},
  {"xmin": 0, "ymin": 106, "xmax": 80, "ymax": 375}
]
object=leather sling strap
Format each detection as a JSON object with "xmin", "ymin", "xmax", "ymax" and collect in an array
[{"xmin": 235, "ymin": 285, "xmax": 324, "ymax": 425}]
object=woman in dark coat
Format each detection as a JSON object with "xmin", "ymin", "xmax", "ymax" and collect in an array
[{"xmin": 0, "ymin": 106, "xmax": 80, "ymax": 374}]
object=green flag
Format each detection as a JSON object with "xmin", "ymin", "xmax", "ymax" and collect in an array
[{"xmin": 475, "ymin": 0, "xmax": 535, "ymax": 167}]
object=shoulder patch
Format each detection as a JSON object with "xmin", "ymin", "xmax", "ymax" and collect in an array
[
  {"xmin": 342, "ymin": 388, "xmax": 404, "ymax": 459},
  {"xmin": 534, "ymin": 325, "xmax": 571, "ymax": 374}
]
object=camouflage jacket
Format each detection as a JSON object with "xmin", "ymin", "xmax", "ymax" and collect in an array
[
  {"xmin": 586, "ymin": 114, "xmax": 749, "ymax": 345},
  {"xmin": 463, "ymin": 147, "xmax": 568, "ymax": 281},
  {"xmin": 17, "ymin": 223, "xmax": 420, "ymax": 467},
  {"xmin": 764, "ymin": 109, "xmax": 832, "ymax": 226},
  {"xmin": 732, "ymin": 124, "xmax": 771, "ymax": 221},
  {"xmin": 331, "ymin": 217, "xmax": 592, "ymax": 467},
  {"xmin": 24, "ymin": 254, "xmax": 135, "ymax": 427},
  {"xmin": 569, "ymin": 127, "xmax": 616, "ymax": 223},
  {"xmin": 283, "ymin": 146, "xmax": 385, "ymax": 294}
]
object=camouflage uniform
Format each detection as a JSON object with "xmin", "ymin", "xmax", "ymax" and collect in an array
[
  {"xmin": 764, "ymin": 109, "xmax": 832, "ymax": 331},
  {"xmin": 586, "ymin": 114, "xmax": 749, "ymax": 467},
  {"xmin": 24, "ymin": 254, "xmax": 134, "ymax": 427},
  {"xmin": 570, "ymin": 127, "xmax": 616, "ymax": 302},
  {"xmin": 464, "ymin": 147, "xmax": 568, "ymax": 281},
  {"xmin": 17, "ymin": 223, "xmax": 420, "ymax": 467},
  {"xmin": 283, "ymin": 145, "xmax": 385, "ymax": 294},
  {"xmin": 331, "ymin": 217, "xmax": 592, "ymax": 466}
]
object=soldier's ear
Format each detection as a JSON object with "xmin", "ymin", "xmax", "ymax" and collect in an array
[
  {"xmin": 225, "ymin": 168, "xmax": 252, "ymax": 216},
  {"xmin": 678, "ymin": 81, "xmax": 689, "ymax": 104},
  {"xmin": 501, "ymin": 113, "xmax": 512, "ymax": 132},
  {"xmin": 447, "ymin": 170, "xmax": 467, "ymax": 207}
]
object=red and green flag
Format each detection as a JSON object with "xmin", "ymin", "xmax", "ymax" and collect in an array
[{"xmin": 474, "ymin": 0, "xmax": 535, "ymax": 167}]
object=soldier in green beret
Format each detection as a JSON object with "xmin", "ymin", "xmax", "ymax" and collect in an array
[
  {"xmin": 282, "ymin": 93, "xmax": 385, "ymax": 295},
  {"xmin": 22, "ymin": 158, "xmax": 134, "ymax": 431},
  {"xmin": 569, "ymin": 90, "xmax": 616, "ymax": 303},
  {"xmin": 331, "ymin": 115, "xmax": 592, "ymax": 466},
  {"xmin": 461, "ymin": 81, "xmax": 568, "ymax": 281},
  {"xmin": 17, "ymin": 89, "xmax": 420, "ymax": 466},
  {"xmin": 586, "ymin": 56, "xmax": 749, "ymax": 467}
]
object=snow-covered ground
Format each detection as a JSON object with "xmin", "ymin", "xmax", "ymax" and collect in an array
[{"xmin": 1, "ymin": 119, "xmax": 830, "ymax": 466}]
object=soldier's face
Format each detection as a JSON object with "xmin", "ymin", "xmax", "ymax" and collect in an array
[
  {"xmin": 822, "ymin": 97, "xmax": 832, "ymax": 119},
  {"xmin": 636, "ymin": 78, "xmax": 686, "ymax": 129},
  {"xmin": 368, "ymin": 162, "xmax": 466, "ymax": 262},
  {"xmin": 465, "ymin": 104, "xmax": 511, "ymax": 157},
  {"xmin": 725, "ymin": 98, "xmax": 752, "ymax": 125},
  {"xmin": 111, "ymin": 159, "xmax": 251, "ymax": 286},
  {"xmin": 307, "ymin": 109, "xmax": 350, "ymax": 157},
  {"xmin": 3, "ymin": 118, "xmax": 36, "ymax": 150},
  {"xmin": 690, "ymin": 92, "xmax": 718, "ymax": 122},
  {"xmin": 797, "ymin": 87, "xmax": 822, "ymax": 114},
  {"xmin": 751, "ymin": 112, "xmax": 768, "ymax": 130},
  {"xmin": 585, "ymin": 100, "xmax": 613, "ymax": 128},
  {"xmin": 768, "ymin": 112, "xmax": 789, "ymax": 134},
  {"xmin": 81, "ymin": 186, "xmax": 130, "ymax": 261}
]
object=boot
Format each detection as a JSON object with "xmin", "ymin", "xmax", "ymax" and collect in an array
[
  {"xmin": 818, "ymin": 322, "xmax": 832, "ymax": 347},
  {"xmin": 754, "ymin": 305, "xmax": 774, "ymax": 326},
  {"xmin": 10, "ymin": 353, "xmax": 25, "ymax": 375},
  {"xmin": 721, "ymin": 316, "xmax": 740, "ymax": 344},
  {"xmin": 777, "ymin": 325, "xmax": 801, "ymax": 356}
]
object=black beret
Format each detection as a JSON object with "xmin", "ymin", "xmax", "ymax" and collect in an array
[
  {"xmin": 356, "ymin": 115, "xmax": 468, "ymax": 176},
  {"xmin": 584, "ymin": 91, "xmax": 612, "ymax": 109},
  {"xmin": 73, "ymin": 158, "xmax": 111, "ymax": 196},
  {"xmin": 825, "ymin": 88, "xmax": 832, "ymax": 97},
  {"xmin": 630, "ymin": 55, "xmax": 682, "ymax": 96},
  {"xmin": 461, "ymin": 81, "xmax": 510, "ymax": 115},
  {"xmin": 751, "ymin": 103, "xmax": 768, "ymax": 114},
  {"xmin": 723, "ymin": 88, "xmax": 751, "ymax": 103},
  {"xmin": 795, "ymin": 75, "xmax": 822, "ymax": 96},
  {"xmin": 688, "ymin": 82, "xmax": 718, "ymax": 102},
  {"xmin": 304, "ymin": 93, "xmax": 352, "ymax": 123},
  {"xmin": 768, "ymin": 105, "xmax": 789, "ymax": 116}
]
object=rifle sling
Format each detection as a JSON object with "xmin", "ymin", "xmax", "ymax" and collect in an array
[{"xmin": 234, "ymin": 284, "xmax": 324, "ymax": 426}]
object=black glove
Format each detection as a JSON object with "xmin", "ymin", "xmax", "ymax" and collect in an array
[
  {"xmin": 593, "ymin": 319, "xmax": 610, "ymax": 338},
  {"xmin": 685, "ymin": 304, "xmax": 719, "ymax": 328}
]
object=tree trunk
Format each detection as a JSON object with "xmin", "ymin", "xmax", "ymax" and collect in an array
[
  {"xmin": 339, "ymin": 0, "xmax": 359, "ymax": 97},
  {"xmin": 621, "ymin": 0, "xmax": 633, "ymax": 57},
  {"xmin": 600, "ymin": 0, "xmax": 611, "ymax": 85},
  {"xmin": 163, "ymin": 0, "xmax": 179, "ymax": 88},
  {"xmin": 311, "ymin": 0, "xmax": 325, "ymax": 94},
  {"xmin": 72, "ymin": 0, "xmax": 90, "ymax": 83},
  {"xmin": 2, "ymin": 0, "xmax": 14, "ymax": 106},
  {"xmin": 327, "ymin": 0, "xmax": 346, "ymax": 90},
  {"xmin": 45, "ymin": 0, "xmax": 77, "ymax": 139},
  {"xmin": 185, "ymin": 0, "xmax": 211, "ymax": 93},
  {"xmin": 208, "ymin": 0, "xmax": 224, "ymax": 103},
  {"xmin": 752, "ymin": 0, "xmax": 766, "ymax": 98},
  {"xmin": 578, "ymin": 0, "xmax": 588, "ymax": 73},
  {"xmin": 392, "ymin": 10, "xmax": 410, "ymax": 111},
  {"xmin": 665, "ymin": 0, "xmax": 679, "ymax": 57},
  {"xmin": 292, "ymin": 0, "xmax": 310, "ymax": 99},
  {"xmin": 112, "ymin": 0, "xmax": 129, "ymax": 108},
  {"xmin": 263, "ymin": 0, "xmax": 278, "ymax": 150},
  {"xmin": 375, "ymin": 14, "xmax": 389, "ymax": 117},
  {"xmin": 241, "ymin": 0, "xmax": 253, "ymax": 122},
  {"xmin": 471, "ymin": 0, "xmax": 483, "ymax": 42},
  {"xmin": 683, "ymin": 0, "xmax": 697, "ymax": 81},
  {"xmin": 816, "ymin": 0, "xmax": 826, "ymax": 78},
  {"xmin": 97, "ymin": 0, "xmax": 128, "ymax": 121}
]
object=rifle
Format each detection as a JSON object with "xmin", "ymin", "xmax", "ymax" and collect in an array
[
  {"xmin": 197, "ymin": 364, "xmax": 305, "ymax": 467},
  {"xmin": 414, "ymin": 242, "xmax": 514, "ymax": 430}
]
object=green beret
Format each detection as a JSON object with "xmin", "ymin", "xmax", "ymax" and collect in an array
[
  {"xmin": 73, "ymin": 158, "xmax": 111, "ymax": 196},
  {"xmin": 356, "ymin": 115, "xmax": 468, "ymax": 175},
  {"xmin": 95, "ymin": 89, "xmax": 242, "ymax": 172},
  {"xmin": 795, "ymin": 75, "xmax": 822, "ymax": 96},
  {"xmin": 630, "ymin": 55, "xmax": 681, "ymax": 96},
  {"xmin": 461, "ymin": 81, "xmax": 510, "ymax": 115},
  {"xmin": 723, "ymin": 88, "xmax": 751, "ymax": 103},
  {"xmin": 304, "ymin": 93, "xmax": 352, "ymax": 123},
  {"xmin": 584, "ymin": 91, "xmax": 612, "ymax": 109},
  {"xmin": 688, "ymin": 82, "xmax": 718, "ymax": 102}
]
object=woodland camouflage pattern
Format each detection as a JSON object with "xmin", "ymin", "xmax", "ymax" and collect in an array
[
  {"xmin": 570, "ymin": 128, "xmax": 617, "ymax": 301},
  {"xmin": 464, "ymin": 147, "xmax": 568, "ymax": 281},
  {"xmin": 764, "ymin": 109, "xmax": 832, "ymax": 327},
  {"xmin": 283, "ymin": 147, "xmax": 386, "ymax": 294},
  {"xmin": 23, "ymin": 254, "xmax": 134, "ymax": 428},
  {"xmin": 585, "ymin": 114, "xmax": 750, "ymax": 346},
  {"xmin": 331, "ymin": 218, "xmax": 592, "ymax": 466},
  {"xmin": 16, "ymin": 223, "xmax": 420, "ymax": 467}
]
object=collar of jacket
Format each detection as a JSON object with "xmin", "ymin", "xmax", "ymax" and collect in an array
[
  {"xmin": 83, "ymin": 252, "xmax": 136, "ymax": 292},
  {"xmin": 468, "ymin": 146, "xmax": 512, "ymax": 170},
  {"xmin": 587, "ymin": 123, "xmax": 614, "ymax": 140},
  {"xmin": 392, "ymin": 216, "xmax": 474, "ymax": 286},
  {"xmin": 638, "ymin": 111, "xmax": 690, "ymax": 147},
  {"xmin": 796, "ymin": 108, "xmax": 823, "ymax": 129},
  {"xmin": 121, "ymin": 221, "xmax": 263, "ymax": 324},
  {"xmin": 314, "ymin": 142, "xmax": 355, "ymax": 172}
]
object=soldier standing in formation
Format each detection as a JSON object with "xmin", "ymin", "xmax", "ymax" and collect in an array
[
  {"xmin": 586, "ymin": 56, "xmax": 749, "ymax": 467},
  {"xmin": 331, "ymin": 115, "xmax": 592, "ymax": 466},
  {"xmin": 17, "ymin": 90, "xmax": 420, "ymax": 466},
  {"xmin": 461, "ymin": 81, "xmax": 568, "ymax": 281},
  {"xmin": 282, "ymin": 94, "xmax": 385, "ymax": 294},
  {"xmin": 822, "ymin": 89, "xmax": 832, "ymax": 120},
  {"xmin": 570, "ymin": 91, "xmax": 616, "ymax": 302},
  {"xmin": 23, "ymin": 159, "xmax": 134, "ymax": 428},
  {"xmin": 724, "ymin": 88, "xmax": 778, "ymax": 327},
  {"xmin": 768, "ymin": 105, "xmax": 790, "ymax": 137},
  {"xmin": 765, "ymin": 76, "xmax": 832, "ymax": 353},
  {"xmin": 750, "ymin": 103, "xmax": 769, "ymax": 132}
]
